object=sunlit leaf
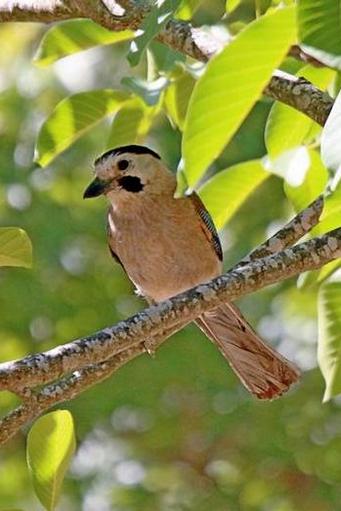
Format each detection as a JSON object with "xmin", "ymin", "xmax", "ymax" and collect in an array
[
  {"xmin": 35, "ymin": 89, "xmax": 129, "ymax": 167},
  {"xmin": 265, "ymin": 66, "xmax": 334, "ymax": 158},
  {"xmin": 296, "ymin": 178, "xmax": 341, "ymax": 289},
  {"xmin": 225, "ymin": 0, "xmax": 242, "ymax": 13},
  {"xmin": 107, "ymin": 98, "xmax": 156, "ymax": 147},
  {"xmin": 318, "ymin": 283, "xmax": 341, "ymax": 402},
  {"xmin": 176, "ymin": 0, "xmax": 203, "ymax": 19},
  {"xmin": 128, "ymin": 0, "xmax": 181, "ymax": 66},
  {"xmin": 182, "ymin": 6, "xmax": 296, "ymax": 187},
  {"xmin": 0, "ymin": 227, "xmax": 32, "ymax": 268},
  {"xmin": 27, "ymin": 410, "xmax": 76, "ymax": 511},
  {"xmin": 284, "ymin": 148, "xmax": 328, "ymax": 211},
  {"xmin": 321, "ymin": 90, "xmax": 341, "ymax": 173},
  {"xmin": 314, "ymin": 179, "xmax": 341, "ymax": 235},
  {"xmin": 298, "ymin": 260, "xmax": 341, "ymax": 290},
  {"xmin": 198, "ymin": 160, "xmax": 269, "ymax": 229},
  {"xmin": 298, "ymin": 0, "xmax": 341, "ymax": 69},
  {"xmin": 164, "ymin": 69, "xmax": 195, "ymax": 129},
  {"xmin": 34, "ymin": 20, "xmax": 133, "ymax": 67}
]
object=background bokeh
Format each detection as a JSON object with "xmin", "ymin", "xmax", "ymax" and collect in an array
[{"xmin": 1, "ymin": 2, "xmax": 341, "ymax": 510}]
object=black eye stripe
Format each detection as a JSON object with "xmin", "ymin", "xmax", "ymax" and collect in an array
[
  {"xmin": 117, "ymin": 176, "xmax": 144, "ymax": 193},
  {"xmin": 117, "ymin": 159, "xmax": 129, "ymax": 171}
]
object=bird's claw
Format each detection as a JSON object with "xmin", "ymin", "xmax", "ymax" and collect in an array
[{"xmin": 143, "ymin": 338, "xmax": 156, "ymax": 358}]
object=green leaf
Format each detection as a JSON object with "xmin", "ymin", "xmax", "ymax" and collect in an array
[
  {"xmin": 35, "ymin": 89, "xmax": 129, "ymax": 167},
  {"xmin": 265, "ymin": 66, "xmax": 334, "ymax": 159},
  {"xmin": 27, "ymin": 410, "xmax": 76, "ymax": 511},
  {"xmin": 297, "ymin": 261, "xmax": 340, "ymax": 290},
  {"xmin": 34, "ymin": 20, "xmax": 133, "ymax": 67},
  {"xmin": 0, "ymin": 227, "xmax": 32, "ymax": 268},
  {"xmin": 107, "ymin": 98, "xmax": 156, "ymax": 147},
  {"xmin": 321, "ymin": 90, "xmax": 341, "ymax": 173},
  {"xmin": 296, "ymin": 178, "xmax": 341, "ymax": 289},
  {"xmin": 318, "ymin": 283, "xmax": 341, "ymax": 402},
  {"xmin": 164, "ymin": 69, "xmax": 195, "ymax": 129},
  {"xmin": 176, "ymin": 0, "xmax": 203, "ymax": 19},
  {"xmin": 182, "ymin": 6, "xmax": 296, "ymax": 188},
  {"xmin": 149, "ymin": 41, "xmax": 185, "ymax": 72},
  {"xmin": 121, "ymin": 76, "xmax": 168, "ymax": 106},
  {"xmin": 284, "ymin": 148, "xmax": 328, "ymax": 211},
  {"xmin": 128, "ymin": 0, "xmax": 181, "ymax": 66},
  {"xmin": 198, "ymin": 160, "xmax": 269, "ymax": 229},
  {"xmin": 298, "ymin": 0, "xmax": 341, "ymax": 69},
  {"xmin": 225, "ymin": 0, "xmax": 242, "ymax": 13},
  {"xmin": 314, "ymin": 179, "xmax": 341, "ymax": 235}
]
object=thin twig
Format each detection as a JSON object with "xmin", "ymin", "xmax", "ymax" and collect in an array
[{"xmin": 236, "ymin": 195, "xmax": 325, "ymax": 268}]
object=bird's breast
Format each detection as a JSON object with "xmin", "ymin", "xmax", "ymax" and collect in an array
[{"xmin": 107, "ymin": 198, "xmax": 222, "ymax": 302}]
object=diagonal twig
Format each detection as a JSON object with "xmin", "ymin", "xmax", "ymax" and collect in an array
[{"xmin": 236, "ymin": 195, "xmax": 325, "ymax": 268}]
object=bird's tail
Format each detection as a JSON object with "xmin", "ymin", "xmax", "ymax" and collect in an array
[{"xmin": 195, "ymin": 302, "xmax": 300, "ymax": 400}]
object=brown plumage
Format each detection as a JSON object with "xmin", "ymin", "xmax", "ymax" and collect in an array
[{"xmin": 84, "ymin": 145, "xmax": 300, "ymax": 399}]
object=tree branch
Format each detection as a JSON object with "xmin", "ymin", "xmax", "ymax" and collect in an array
[
  {"xmin": 264, "ymin": 71, "xmax": 333, "ymax": 126},
  {"xmin": 0, "ymin": 1, "xmax": 334, "ymax": 125},
  {"xmin": 0, "ymin": 225, "xmax": 340, "ymax": 444},
  {"xmin": 0, "ymin": 1, "xmax": 76, "ymax": 22},
  {"xmin": 236, "ymin": 195, "xmax": 324, "ymax": 268}
]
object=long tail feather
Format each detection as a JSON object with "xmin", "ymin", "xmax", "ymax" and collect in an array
[{"xmin": 196, "ymin": 303, "xmax": 300, "ymax": 400}]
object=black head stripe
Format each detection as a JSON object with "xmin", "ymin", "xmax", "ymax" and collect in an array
[{"xmin": 95, "ymin": 145, "xmax": 161, "ymax": 165}]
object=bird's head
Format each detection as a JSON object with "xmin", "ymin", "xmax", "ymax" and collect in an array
[{"xmin": 83, "ymin": 145, "xmax": 175, "ymax": 203}]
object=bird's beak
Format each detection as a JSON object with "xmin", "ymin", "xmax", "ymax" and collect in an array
[{"xmin": 83, "ymin": 177, "xmax": 107, "ymax": 199}]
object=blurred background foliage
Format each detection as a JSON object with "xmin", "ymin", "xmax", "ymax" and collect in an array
[{"xmin": 1, "ymin": 0, "xmax": 341, "ymax": 510}]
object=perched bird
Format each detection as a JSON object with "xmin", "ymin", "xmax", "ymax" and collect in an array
[{"xmin": 84, "ymin": 145, "xmax": 299, "ymax": 399}]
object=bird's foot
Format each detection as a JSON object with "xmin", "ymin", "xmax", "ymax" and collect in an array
[{"xmin": 143, "ymin": 338, "xmax": 156, "ymax": 358}]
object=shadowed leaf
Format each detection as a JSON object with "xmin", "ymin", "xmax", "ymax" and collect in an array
[
  {"xmin": 298, "ymin": 0, "xmax": 341, "ymax": 69},
  {"xmin": 128, "ymin": 0, "xmax": 181, "ymax": 66},
  {"xmin": 0, "ymin": 228, "xmax": 32, "ymax": 268},
  {"xmin": 107, "ymin": 98, "xmax": 156, "ymax": 147}
]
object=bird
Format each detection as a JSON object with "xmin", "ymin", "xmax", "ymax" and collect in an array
[{"xmin": 83, "ymin": 144, "xmax": 300, "ymax": 400}]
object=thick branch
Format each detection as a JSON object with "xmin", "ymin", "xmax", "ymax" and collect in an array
[
  {"xmin": 0, "ymin": 344, "xmax": 144, "ymax": 445},
  {"xmin": 264, "ymin": 72, "xmax": 333, "ymax": 126},
  {"xmin": 0, "ymin": 1, "xmax": 76, "ymax": 22},
  {"xmin": 0, "ymin": 1, "xmax": 147, "ymax": 29}
]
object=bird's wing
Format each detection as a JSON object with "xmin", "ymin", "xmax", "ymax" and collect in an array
[
  {"xmin": 189, "ymin": 192, "xmax": 223, "ymax": 262},
  {"xmin": 108, "ymin": 244, "xmax": 124, "ymax": 268},
  {"xmin": 107, "ymin": 209, "xmax": 125, "ymax": 270}
]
